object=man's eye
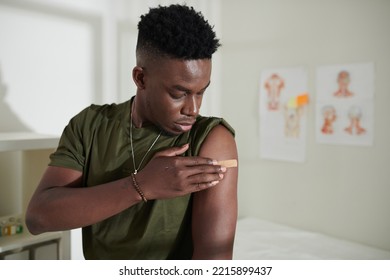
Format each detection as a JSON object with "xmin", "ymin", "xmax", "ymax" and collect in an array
[{"xmin": 169, "ymin": 91, "xmax": 186, "ymax": 99}]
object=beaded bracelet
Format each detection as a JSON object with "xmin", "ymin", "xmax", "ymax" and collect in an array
[{"xmin": 130, "ymin": 173, "xmax": 147, "ymax": 203}]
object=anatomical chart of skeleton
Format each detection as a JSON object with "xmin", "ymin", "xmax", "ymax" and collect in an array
[
  {"xmin": 259, "ymin": 67, "xmax": 309, "ymax": 162},
  {"xmin": 316, "ymin": 63, "xmax": 374, "ymax": 146}
]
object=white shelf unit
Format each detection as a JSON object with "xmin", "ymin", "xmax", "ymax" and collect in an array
[
  {"xmin": 0, "ymin": 228, "xmax": 63, "ymax": 260},
  {"xmin": 0, "ymin": 132, "xmax": 68, "ymax": 259},
  {"xmin": 0, "ymin": 132, "xmax": 60, "ymax": 152}
]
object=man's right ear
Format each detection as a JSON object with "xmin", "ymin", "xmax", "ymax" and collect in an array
[{"xmin": 132, "ymin": 66, "xmax": 146, "ymax": 90}]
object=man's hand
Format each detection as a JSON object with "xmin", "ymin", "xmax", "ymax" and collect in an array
[{"xmin": 135, "ymin": 143, "xmax": 226, "ymax": 200}]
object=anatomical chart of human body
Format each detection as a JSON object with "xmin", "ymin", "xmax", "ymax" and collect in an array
[
  {"xmin": 259, "ymin": 67, "xmax": 309, "ymax": 162},
  {"xmin": 316, "ymin": 63, "xmax": 374, "ymax": 146}
]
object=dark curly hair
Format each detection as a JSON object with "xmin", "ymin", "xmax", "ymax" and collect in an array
[{"xmin": 136, "ymin": 4, "xmax": 220, "ymax": 60}]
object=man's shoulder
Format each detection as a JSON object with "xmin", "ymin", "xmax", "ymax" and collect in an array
[
  {"xmin": 193, "ymin": 115, "xmax": 235, "ymax": 137},
  {"xmin": 72, "ymin": 100, "xmax": 130, "ymax": 123},
  {"xmin": 186, "ymin": 116, "xmax": 235, "ymax": 156},
  {"xmin": 87, "ymin": 100, "xmax": 129, "ymax": 119}
]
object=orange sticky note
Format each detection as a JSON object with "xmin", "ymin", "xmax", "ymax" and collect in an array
[{"xmin": 297, "ymin": 93, "xmax": 309, "ymax": 106}]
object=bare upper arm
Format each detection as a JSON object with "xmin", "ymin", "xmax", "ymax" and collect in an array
[
  {"xmin": 27, "ymin": 165, "xmax": 83, "ymax": 216},
  {"xmin": 36, "ymin": 165, "xmax": 83, "ymax": 191},
  {"xmin": 191, "ymin": 124, "xmax": 238, "ymax": 259},
  {"xmin": 26, "ymin": 166, "xmax": 83, "ymax": 232}
]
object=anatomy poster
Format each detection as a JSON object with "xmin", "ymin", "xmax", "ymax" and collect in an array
[
  {"xmin": 316, "ymin": 63, "xmax": 374, "ymax": 146},
  {"xmin": 259, "ymin": 67, "xmax": 309, "ymax": 162}
]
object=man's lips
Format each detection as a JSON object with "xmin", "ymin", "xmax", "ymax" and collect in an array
[{"xmin": 174, "ymin": 121, "xmax": 195, "ymax": 132}]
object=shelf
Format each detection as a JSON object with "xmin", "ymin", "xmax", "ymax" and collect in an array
[
  {"xmin": 0, "ymin": 230, "xmax": 62, "ymax": 254},
  {"xmin": 0, "ymin": 132, "xmax": 60, "ymax": 152}
]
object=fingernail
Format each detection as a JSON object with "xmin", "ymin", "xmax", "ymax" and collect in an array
[
  {"xmin": 219, "ymin": 173, "xmax": 224, "ymax": 179},
  {"xmin": 220, "ymin": 166, "xmax": 227, "ymax": 172},
  {"xmin": 210, "ymin": 181, "xmax": 219, "ymax": 186},
  {"xmin": 210, "ymin": 159, "xmax": 218, "ymax": 165}
]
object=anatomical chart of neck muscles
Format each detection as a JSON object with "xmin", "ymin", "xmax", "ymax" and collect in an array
[
  {"xmin": 316, "ymin": 63, "xmax": 374, "ymax": 146},
  {"xmin": 259, "ymin": 67, "xmax": 309, "ymax": 163}
]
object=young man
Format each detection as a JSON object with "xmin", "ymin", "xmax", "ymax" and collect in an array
[{"xmin": 26, "ymin": 4, "xmax": 238, "ymax": 260}]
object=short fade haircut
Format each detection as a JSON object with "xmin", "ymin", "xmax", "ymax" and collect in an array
[{"xmin": 136, "ymin": 4, "xmax": 221, "ymax": 60}]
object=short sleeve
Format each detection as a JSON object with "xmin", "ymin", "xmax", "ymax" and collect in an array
[
  {"xmin": 48, "ymin": 108, "xmax": 90, "ymax": 171},
  {"xmin": 188, "ymin": 117, "xmax": 235, "ymax": 156}
]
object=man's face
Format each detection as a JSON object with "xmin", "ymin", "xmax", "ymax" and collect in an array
[{"xmin": 141, "ymin": 58, "xmax": 212, "ymax": 135}]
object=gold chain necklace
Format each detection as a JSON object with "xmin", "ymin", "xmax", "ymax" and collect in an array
[{"xmin": 129, "ymin": 102, "xmax": 162, "ymax": 174}]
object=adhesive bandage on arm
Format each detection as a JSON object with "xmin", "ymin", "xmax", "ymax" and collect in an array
[{"xmin": 217, "ymin": 159, "xmax": 238, "ymax": 168}]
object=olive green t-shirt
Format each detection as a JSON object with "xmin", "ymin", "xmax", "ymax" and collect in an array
[{"xmin": 49, "ymin": 98, "xmax": 234, "ymax": 259}]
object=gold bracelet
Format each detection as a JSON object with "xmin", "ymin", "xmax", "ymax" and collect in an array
[{"xmin": 130, "ymin": 173, "xmax": 147, "ymax": 203}]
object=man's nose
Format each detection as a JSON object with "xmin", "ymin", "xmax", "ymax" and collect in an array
[{"xmin": 182, "ymin": 95, "xmax": 199, "ymax": 116}]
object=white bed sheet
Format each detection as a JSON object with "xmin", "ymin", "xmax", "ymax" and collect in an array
[{"xmin": 233, "ymin": 217, "xmax": 390, "ymax": 260}]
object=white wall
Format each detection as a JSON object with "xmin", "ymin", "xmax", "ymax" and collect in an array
[
  {"xmin": 220, "ymin": 0, "xmax": 390, "ymax": 250},
  {"xmin": 0, "ymin": 0, "xmax": 101, "ymax": 135}
]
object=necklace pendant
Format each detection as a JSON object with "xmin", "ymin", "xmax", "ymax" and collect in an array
[{"xmin": 129, "ymin": 102, "xmax": 162, "ymax": 178}]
